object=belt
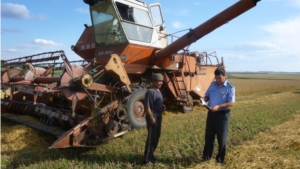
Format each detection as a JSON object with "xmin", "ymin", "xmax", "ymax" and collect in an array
[{"xmin": 210, "ymin": 109, "xmax": 230, "ymax": 113}]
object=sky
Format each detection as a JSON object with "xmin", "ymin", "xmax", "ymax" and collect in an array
[{"xmin": 1, "ymin": 0, "xmax": 300, "ymax": 72}]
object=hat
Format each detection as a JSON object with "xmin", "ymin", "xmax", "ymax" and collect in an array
[{"xmin": 151, "ymin": 73, "xmax": 164, "ymax": 81}]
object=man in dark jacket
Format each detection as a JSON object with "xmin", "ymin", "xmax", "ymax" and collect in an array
[{"xmin": 143, "ymin": 73, "xmax": 164, "ymax": 165}]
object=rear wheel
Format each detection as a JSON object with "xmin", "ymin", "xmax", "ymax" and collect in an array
[
  {"xmin": 183, "ymin": 95, "xmax": 193, "ymax": 113},
  {"xmin": 127, "ymin": 89, "xmax": 147, "ymax": 128}
]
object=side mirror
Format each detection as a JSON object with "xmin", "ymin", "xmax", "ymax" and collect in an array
[{"xmin": 159, "ymin": 25, "xmax": 164, "ymax": 31}]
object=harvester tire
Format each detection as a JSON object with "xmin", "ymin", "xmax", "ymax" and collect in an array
[
  {"xmin": 183, "ymin": 95, "xmax": 193, "ymax": 113},
  {"xmin": 127, "ymin": 89, "xmax": 147, "ymax": 128}
]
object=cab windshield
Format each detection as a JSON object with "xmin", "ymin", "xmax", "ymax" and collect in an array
[
  {"xmin": 116, "ymin": 2, "xmax": 153, "ymax": 42},
  {"xmin": 91, "ymin": 2, "xmax": 127, "ymax": 47}
]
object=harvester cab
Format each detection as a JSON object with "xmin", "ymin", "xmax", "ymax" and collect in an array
[
  {"xmin": 1, "ymin": 0, "xmax": 260, "ymax": 148},
  {"xmin": 83, "ymin": 0, "xmax": 167, "ymax": 48}
]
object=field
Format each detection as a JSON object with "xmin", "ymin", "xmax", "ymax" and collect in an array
[{"xmin": 1, "ymin": 73, "xmax": 300, "ymax": 169}]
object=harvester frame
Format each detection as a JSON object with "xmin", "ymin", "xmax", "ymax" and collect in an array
[{"xmin": 1, "ymin": 0, "xmax": 260, "ymax": 148}]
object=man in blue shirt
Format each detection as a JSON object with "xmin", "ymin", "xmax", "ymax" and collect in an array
[
  {"xmin": 201, "ymin": 67, "xmax": 235, "ymax": 165},
  {"xmin": 143, "ymin": 73, "xmax": 164, "ymax": 166}
]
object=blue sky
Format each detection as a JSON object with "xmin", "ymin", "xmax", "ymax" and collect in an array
[{"xmin": 1, "ymin": 0, "xmax": 300, "ymax": 72}]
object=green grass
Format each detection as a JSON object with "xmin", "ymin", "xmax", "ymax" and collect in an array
[{"xmin": 1, "ymin": 74, "xmax": 300, "ymax": 168}]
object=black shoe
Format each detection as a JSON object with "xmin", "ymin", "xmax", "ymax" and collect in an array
[
  {"xmin": 200, "ymin": 157, "xmax": 209, "ymax": 163},
  {"xmin": 216, "ymin": 159, "xmax": 224, "ymax": 166},
  {"xmin": 151, "ymin": 156, "xmax": 157, "ymax": 163},
  {"xmin": 216, "ymin": 162, "xmax": 223, "ymax": 166},
  {"xmin": 143, "ymin": 161, "xmax": 155, "ymax": 166}
]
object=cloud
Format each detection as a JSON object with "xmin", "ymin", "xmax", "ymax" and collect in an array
[
  {"xmin": 222, "ymin": 53, "xmax": 251, "ymax": 61},
  {"xmin": 194, "ymin": 2, "xmax": 201, "ymax": 5},
  {"xmin": 288, "ymin": 0, "xmax": 300, "ymax": 8},
  {"xmin": 1, "ymin": 28, "xmax": 21, "ymax": 33},
  {"xmin": 175, "ymin": 10, "xmax": 190, "ymax": 16},
  {"xmin": 1, "ymin": 3, "xmax": 30, "ymax": 19},
  {"xmin": 35, "ymin": 14, "xmax": 47, "ymax": 21},
  {"xmin": 172, "ymin": 21, "xmax": 184, "ymax": 29},
  {"xmin": 1, "ymin": 39, "xmax": 63, "ymax": 60},
  {"xmin": 233, "ymin": 42, "xmax": 277, "ymax": 52},
  {"xmin": 33, "ymin": 39, "xmax": 59, "ymax": 46},
  {"xmin": 76, "ymin": 8, "xmax": 89, "ymax": 14},
  {"xmin": 6, "ymin": 49, "xmax": 18, "ymax": 52},
  {"xmin": 261, "ymin": 15, "xmax": 300, "ymax": 55},
  {"xmin": 10, "ymin": 39, "xmax": 60, "ymax": 48}
]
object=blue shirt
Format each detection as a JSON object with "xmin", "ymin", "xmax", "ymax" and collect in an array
[
  {"xmin": 205, "ymin": 80, "xmax": 235, "ymax": 109},
  {"xmin": 144, "ymin": 88, "xmax": 163, "ymax": 115}
]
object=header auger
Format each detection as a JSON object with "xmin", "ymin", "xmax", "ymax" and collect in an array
[{"xmin": 1, "ymin": 0, "xmax": 260, "ymax": 148}]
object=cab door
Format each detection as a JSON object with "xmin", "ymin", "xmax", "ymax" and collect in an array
[{"xmin": 148, "ymin": 3, "xmax": 167, "ymax": 47}]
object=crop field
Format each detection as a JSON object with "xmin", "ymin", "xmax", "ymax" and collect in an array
[{"xmin": 1, "ymin": 73, "xmax": 300, "ymax": 169}]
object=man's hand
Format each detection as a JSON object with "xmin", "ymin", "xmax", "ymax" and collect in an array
[
  {"xmin": 211, "ymin": 105, "xmax": 220, "ymax": 112},
  {"xmin": 150, "ymin": 116, "xmax": 156, "ymax": 127},
  {"xmin": 162, "ymin": 104, "xmax": 166, "ymax": 111},
  {"xmin": 211, "ymin": 102, "xmax": 234, "ymax": 112}
]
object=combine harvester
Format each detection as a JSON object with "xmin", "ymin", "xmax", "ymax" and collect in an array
[{"xmin": 1, "ymin": 0, "xmax": 260, "ymax": 148}]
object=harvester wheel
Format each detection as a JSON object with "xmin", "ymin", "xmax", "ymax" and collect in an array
[
  {"xmin": 183, "ymin": 95, "xmax": 193, "ymax": 113},
  {"xmin": 117, "ymin": 105, "xmax": 127, "ymax": 120},
  {"xmin": 127, "ymin": 89, "xmax": 147, "ymax": 128},
  {"xmin": 106, "ymin": 120, "xmax": 118, "ymax": 136}
]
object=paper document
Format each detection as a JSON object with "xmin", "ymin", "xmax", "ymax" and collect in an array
[{"xmin": 200, "ymin": 98, "xmax": 211, "ymax": 111}]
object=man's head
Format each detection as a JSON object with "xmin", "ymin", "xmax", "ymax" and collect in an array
[
  {"xmin": 151, "ymin": 73, "xmax": 164, "ymax": 89},
  {"xmin": 214, "ymin": 67, "xmax": 226, "ymax": 86}
]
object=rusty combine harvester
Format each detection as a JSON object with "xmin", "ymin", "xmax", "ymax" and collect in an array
[{"xmin": 1, "ymin": 0, "xmax": 260, "ymax": 148}]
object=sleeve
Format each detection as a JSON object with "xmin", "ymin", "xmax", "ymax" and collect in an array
[
  {"xmin": 205, "ymin": 83, "xmax": 213, "ymax": 97},
  {"xmin": 144, "ymin": 89, "xmax": 153, "ymax": 109},
  {"xmin": 227, "ymin": 87, "xmax": 235, "ymax": 103}
]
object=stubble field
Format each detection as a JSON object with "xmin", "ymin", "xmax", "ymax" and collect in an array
[{"xmin": 1, "ymin": 73, "xmax": 300, "ymax": 169}]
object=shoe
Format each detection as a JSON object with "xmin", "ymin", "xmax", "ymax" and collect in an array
[
  {"xmin": 200, "ymin": 157, "xmax": 209, "ymax": 163},
  {"xmin": 143, "ymin": 161, "xmax": 155, "ymax": 166},
  {"xmin": 151, "ymin": 156, "xmax": 157, "ymax": 163},
  {"xmin": 216, "ymin": 161, "xmax": 223, "ymax": 166}
]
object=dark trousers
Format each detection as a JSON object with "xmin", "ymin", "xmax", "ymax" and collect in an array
[
  {"xmin": 144, "ymin": 113, "xmax": 162, "ymax": 162},
  {"xmin": 202, "ymin": 110, "xmax": 230, "ymax": 163}
]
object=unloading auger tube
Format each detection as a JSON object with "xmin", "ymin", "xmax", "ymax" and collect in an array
[{"xmin": 155, "ymin": 0, "xmax": 261, "ymax": 60}]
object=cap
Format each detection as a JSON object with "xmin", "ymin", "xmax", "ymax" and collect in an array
[{"xmin": 151, "ymin": 73, "xmax": 164, "ymax": 81}]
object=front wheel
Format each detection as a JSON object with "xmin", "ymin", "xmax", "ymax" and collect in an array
[
  {"xmin": 183, "ymin": 95, "xmax": 193, "ymax": 113},
  {"xmin": 127, "ymin": 89, "xmax": 147, "ymax": 128}
]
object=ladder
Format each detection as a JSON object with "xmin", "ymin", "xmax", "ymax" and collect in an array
[{"xmin": 172, "ymin": 70, "xmax": 188, "ymax": 101}]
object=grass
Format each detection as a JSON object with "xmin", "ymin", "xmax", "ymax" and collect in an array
[{"xmin": 1, "ymin": 73, "xmax": 300, "ymax": 168}]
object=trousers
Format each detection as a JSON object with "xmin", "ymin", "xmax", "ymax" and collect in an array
[
  {"xmin": 144, "ymin": 113, "xmax": 162, "ymax": 162},
  {"xmin": 202, "ymin": 109, "xmax": 230, "ymax": 163}
]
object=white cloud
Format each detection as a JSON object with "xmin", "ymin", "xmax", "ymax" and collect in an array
[
  {"xmin": 33, "ymin": 39, "xmax": 59, "ymax": 46},
  {"xmin": 7, "ymin": 49, "xmax": 18, "ymax": 52},
  {"xmin": 35, "ymin": 14, "xmax": 47, "ymax": 21},
  {"xmin": 176, "ymin": 10, "xmax": 190, "ymax": 16},
  {"xmin": 76, "ymin": 8, "xmax": 89, "ymax": 14},
  {"xmin": 233, "ymin": 42, "xmax": 277, "ymax": 52},
  {"xmin": 1, "ymin": 28, "xmax": 21, "ymax": 33},
  {"xmin": 222, "ymin": 53, "xmax": 250, "ymax": 60},
  {"xmin": 172, "ymin": 21, "xmax": 184, "ymax": 29},
  {"xmin": 288, "ymin": 0, "xmax": 300, "ymax": 8},
  {"xmin": 1, "ymin": 3, "xmax": 30, "ymax": 19},
  {"xmin": 261, "ymin": 15, "xmax": 300, "ymax": 55},
  {"xmin": 1, "ymin": 39, "xmax": 63, "ymax": 60}
]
